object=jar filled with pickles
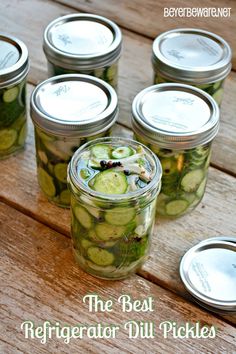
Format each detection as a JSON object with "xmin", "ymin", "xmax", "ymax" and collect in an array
[
  {"xmin": 43, "ymin": 14, "xmax": 122, "ymax": 90},
  {"xmin": 68, "ymin": 137, "xmax": 162, "ymax": 279},
  {"xmin": 0, "ymin": 34, "xmax": 29, "ymax": 159},
  {"xmin": 30, "ymin": 74, "xmax": 118, "ymax": 208},
  {"xmin": 152, "ymin": 28, "xmax": 232, "ymax": 105},
  {"xmin": 132, "ymin": 83, "xmax": 220, "ymax": 218}
]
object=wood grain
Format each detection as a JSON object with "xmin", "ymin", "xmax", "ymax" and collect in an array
[
  {"xmin": 0, "ymin": 105, "xmax": 235, "ymax": 324},
  {"xmin": 0, "ymin": 0, "xmax": 236, "ymax": 174},
  {"xmin": 1, "ymin": 202, "xmax": 235, "ymax": 353},
  {"xmin": 54, "ymin": 0, "xmax": 236, "ymax": 69}
]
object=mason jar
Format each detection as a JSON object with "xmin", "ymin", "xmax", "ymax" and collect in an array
[
  {"xmin": 152, "ymin": 28, "xmax": 232, "ymax": 105},
  {"xmin": 68, "ymin": 137, "xmax": 162, "ymax": 279},
  {"xmin": 30, "ymin": 74, "xmax": 118, "ymax": 208},
  {"xmin": 132, "ymin": 83, "xmax": 220, "ymax": 218},
  {"xmin": 0, "ymin": 34, "xmax": 29, "ymax": 159},
  {"xmin": 43, "ymin": 14, "xmax": 122, "ymax": 90}
]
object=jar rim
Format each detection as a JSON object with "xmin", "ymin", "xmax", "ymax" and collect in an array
[
  {"xmin": 0, "ymin": 33, "xmax": 29, "ymax": 88},
  {"xmin": 68, "ymin": 137, "xmax": 162, "ymax": 203},
  {"xmin": 152, "ymin": 28, "xmax": 232, "ymax": 83},
  {"xmin": 132, "ymin": 83, "xmax": 220, "ymax": 150},
  {"xmin": 43, "ymin": 13, "xmax": 122, "ymax": 70},
  {"xmin": 30, "ymin": 74, "xmax": 118, "ymax": 137}
]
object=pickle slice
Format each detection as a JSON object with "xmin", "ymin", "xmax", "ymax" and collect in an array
[
  {"xmin": 91, "ymin": 170, "xmax": 128, "ymax": 195},
  {"xmin": 38, "ymin": 167, "xmax": 56, "ymax": 197},
  {"xmin": 0, "ymin": 129, "xmax": 17, "ymax": 150},
  {"xmin": 87, "ymin": 247, "xmax": 115, "ymax": 266}
]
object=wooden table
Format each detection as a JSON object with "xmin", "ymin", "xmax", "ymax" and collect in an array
[{"xmin": 0, "ymin": 1, "xmax": 236, "ymax": 353}]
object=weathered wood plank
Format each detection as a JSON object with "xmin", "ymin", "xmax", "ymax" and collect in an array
[
  {"xmin": 1, "ymin": 202, "xmax": 235, "ymax": 353},
  {"xmin": 54, "ymin": 0, "xmax": 236, "ymax": 69},
  {"xmin": 0, "ymin": 0, "xmax": 236, "ymax": 174},
  {"xmin": 0, "ymin": 103, "xmax": 235, "ymax": 324}
]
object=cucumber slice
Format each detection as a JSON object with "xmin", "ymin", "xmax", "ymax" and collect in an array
[
  {"xmin": 0, "ymin": 101, "xmax": 24, "ymax": 127},
  {"xmin": 196, "ymin": 178, "xmax": 207, "ymax": 198},
  {"xmin": 74, "ymin": 206, "xmax": 93, "ymax": 229},
  {"xmin": 212, "ymin": 88, "xmax": 224, "ymax": 105},
  {"xmin": 38, "ymin": 150, "xmax": 48, "ymax": 165},
  {"xmin": 91, "ymin": 170, "xmax": 128, "ymax": 194},
  {"xmin": 181, "ymin": 169, "xmax": 204, "ymax": 193},
  {"xmin": 111, "ymin": 146, "xmax": 133, "ymax": 159},
  {"xmin": 60, "ymin": 189, "xmax": 71, "ymax": 205},
  {"xmin": 91, "ymin": 144, "xmax": 110, "ymax": 159},
  {"xmin": 0, "ymin": 129, "xmax": 17, "ymax": 150},
  {"xmin": 81, "ymin": 239, "xmax": 93, "ymax": 250},
  {"xmin": 87, "ymin": 247, "xmax": 115, "ymax": 266},
  {"xmin": 161, "ymin": 158, "xmax": 178, "ymax": 175},
  {"xmin": 95, "ymin": 222, "xmax": 125, "ymax": 241},
  {"xmin": 213, "ymin": 81, "xmax": 222, "ymax": 91},
  {"xmin": 86, "ymin": 261, "xmax": 117, "ymax": 273},
  {"xmin": 105, "ymin": 207, "xmax": 135, "ymax": 226},
  {"xmin": 106, "ymin": 64, "xmax": 117, "ymax": 81},
  {"xmin": 36, "ymin": 129, "xmax": 55, "ymax": 142},
  {"xmin": 18, "ymin": 121, "xmax": 27, "ymax": 146},
  {"xmin": 84, "ymin": 205, "xmax": 100, "ymax": 219},
  {"xmin": 165, "ymin": 199, "xmax": 189, "ymax": 216},
  {"xmin": 3, "ymin": 87, "xmax": 19, "ymax": 103},
  {"xmin": 54, "ymin": 163, "xmax": 68, "ymax": 183},
  {"xmin": 18, "ymin": 81, "xmax": 26, "ymax": 107},
  {"xmin": 38, "ymin": 167, "xmax": 56, "ymax": 197},
  {"xmin": 88, "ymin": 229, "xmax": 100, "ymax": 242}
]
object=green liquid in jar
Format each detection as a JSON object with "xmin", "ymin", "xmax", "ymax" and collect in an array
[{"xmin": 69, "ymin": 140, "xmax": 160, "ymax": 279}]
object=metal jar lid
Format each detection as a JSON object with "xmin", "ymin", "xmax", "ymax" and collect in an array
[
  {"xmin": 0, "ymin": 34, "xmax": 29, "ymax": 88},
  {"xmin": 30, "ymin": 74, "xmax": 118, "ymax": 137},
  {"xmin": 43, "ymin": 14, "xmax": 122, "ymax": 70},
  {"xmin": 180, "ymin": 238, "xmax": 236, "ymax": 313},
  {"xmin": 132, "ymin": 83, "xmax": 220, "ymax": 150},
  {"xmin": 152, "ymin": 28, "xmax": 232, "ymax": 84}
]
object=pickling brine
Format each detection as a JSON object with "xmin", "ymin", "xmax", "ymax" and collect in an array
[
  {"xmin": 152, "ymin": 28, "xmax": 232, "ymax": 106},
  {"xmin": 68, "ymin": 138, "xmax": 162, "ymax": 279},
  {"xmin": 132, "ymin": 83, "xmax": 220, "ymax": 217},
  {"xmin": 31, "ymin": 74, "xmax": 118, "ymax": 207}
]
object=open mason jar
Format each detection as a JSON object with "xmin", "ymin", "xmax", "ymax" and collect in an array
[
  {"xmin": 132, "ymin": 83, "xmax": 220, "ymax": 218},
  {"xmin": 68, "ymin": 137, "xmax": 162, "ymax": 279},
  {"xmin": 0, "ymin": 34, "xmax": 29, "ymax": 159},
  {"xmin": 43, "ymin": 14, "xmax": 122, "ymax": 90},
  {"xmin": 152, "ymin": 28, "xmax": 232, "ymax": 105},
  {"xmin": 31, "ymin": 74, "xmax": 118, "ymax": 208}
]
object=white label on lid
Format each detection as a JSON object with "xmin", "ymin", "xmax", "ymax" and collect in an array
[
  {"xmin": 0, "ymin": 41, "xmax": 19, "ymax": 70},
  {"xmin": 142, "ymin": 90, "xmax": 210, "ymax": 133},
  {"xmin": 160, "ymin": 33, "xmax": 223, "ymax": 67},
  {"xmin": 37, "ymin": 81, "xmax": 108, "ymax": 122},
  {"xmin": 50, "ymin": 21, "xmax": 114, "ymax": 55}
]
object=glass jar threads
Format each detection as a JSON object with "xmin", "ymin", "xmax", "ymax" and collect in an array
[
  {"xmin": 152, "ymin": 28, "xmax": 232, "ymax": 105},
  {"xmin": 68, "ymin": 137, "xmax": 162, "ymax": 279},
  {"xmin": 0, "ymin": 34, "xmax": 29, "ymax": 159},
  {"xmin": 132, "ymin": 83, "xmax": 220, "ymax": 218},
  {"xmin": 30, "ymin": 74, "xmax": 118, "ymax": 208},
  {"xmin": 43, "ymin": 14, "xmax": 122, "ymax": 90}
]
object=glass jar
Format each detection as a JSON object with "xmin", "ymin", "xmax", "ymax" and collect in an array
[
  {"xmin": 43, "ymin": 14, "xmax": 122, "ymax": 90},
  {"xmin": 30, "ymin": 74, "xmax": 118, "ymax": 208},
  {"xmin": 0, "ymin": 34, "xmax": 29, "ymax": 159},
  {"xmin": 152, "ymin": 29, "xmax": 232, "ymax": 105},
  {"xmin": 132, "ymin": 83, "xmax": 220, "ymax": 218},
  {"xmin": 68, "ymin": 137, "xmax": 162, "ymax": 279}
]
